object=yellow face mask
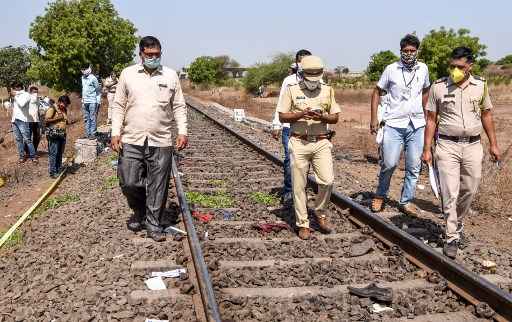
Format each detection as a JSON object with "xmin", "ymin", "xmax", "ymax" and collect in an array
[{"xmin": 450, "ymin": 67, "xmax": 466, "ymax": 83}]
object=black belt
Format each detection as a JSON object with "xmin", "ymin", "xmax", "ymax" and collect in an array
[{"xmin": 439, "ymin": 134, "xmax": 480, "ymax": 144}]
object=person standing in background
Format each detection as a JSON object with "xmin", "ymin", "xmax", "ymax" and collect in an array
[
  {"xmin": 104, "ymin": 71, "xmax": 118, "ymax": 125},
  {"xmin": 26, "ymin": 86, "xmax": 41, "ymax": 154},
  {"xmin": 10, "ymin": 82, "xmax": 37, "ymax": 163},
  {"xmin": 81, "ymin": 64, "xmax": 101, "ymax": 139},
  {"xmin": 45, "ymin": 95, "xmax": 69, "ymax": 178}
]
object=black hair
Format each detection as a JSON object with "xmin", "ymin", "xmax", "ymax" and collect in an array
[
  {"xmin": 58, "ymin": 95, "xmax": 71, "ymax": 106},
  {"xmin": 400, "ymin": 34, "xmax": 420, "ymax": 50},
  {"xmin": 139, "ymin": 36, "xmax": 161, "ymax": 52},
  {"xmin": 29, "ymin": 86, "xmax": 38, "ymax": 92},
  {"xmin": 450, "ymin": 46, "xmax": 474, "ymax": 63},
  {"xmin": 49, "ymin": 98, "xmax": 55, "ymax": 105},
  {"xmin": 296, "ymin": 49, "xmax": 312, "ymax": 62},
  {"xmin": 11, "ymin": 82, "xmax": 23, "ymax": 89}
]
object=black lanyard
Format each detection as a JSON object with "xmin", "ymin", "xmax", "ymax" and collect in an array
[{"xmin": 402, "ymin": 68, "xmax": 417, "ymax": 89}]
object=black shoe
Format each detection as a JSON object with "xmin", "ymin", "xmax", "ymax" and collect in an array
[
  {"xmin": 147, "ymin": 230, "xmax": 166, "ymax": 242},
  {"xmin": 347, "ymin": 282, "xmax": 393, "ymax": 302},
  {"xmin": 443, "ymin": 240, "xmax": 458, "ymax": 259},
  {"xmin": 127, "ymin": 214, "xmax": 143, "ymax": 232}
]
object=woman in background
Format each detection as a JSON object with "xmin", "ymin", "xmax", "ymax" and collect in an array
[{"xmin": 45, "ymin": 95, "xmax": 69, "ymax": 178}]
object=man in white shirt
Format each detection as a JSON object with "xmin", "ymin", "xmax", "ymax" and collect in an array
[
  {"xmin": 369, "ymin": 34, "xmax": 430, "ymax": 215},
  {"xmin": 111, "ymin": 36, "xmax": 188, "ymax": 242},
  {"xmin": 10, "ymin": 82, "xmax": 37, "ymax": 163},
  {"xmin": 26, "ymin": 86, "xmax": 41, "ymax": 154},
  {"xmin": 271, "ymin": 49, "xmax": 311, "ymax": 206}
]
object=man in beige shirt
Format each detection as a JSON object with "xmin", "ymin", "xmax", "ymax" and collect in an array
[
  {"xmin": 111, "ymin": 36, "xmax": 188, "ymax": 242},
  {"xmin": 422, "ymin": 46, "xmax": 500, "ymax": 258},
  {"xmin": 278, "ymin": 55, "xmax": 341, "ymax": 240}
]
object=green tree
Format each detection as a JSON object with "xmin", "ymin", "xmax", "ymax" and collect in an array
[
  {"xmin": 188, "ymin": 56, "xmax": 219, "ymax": 85},
  {"xmin": 496, "ymin": 55, "xmax": 512, "ymax": 65},
  {"xmin": 366, "ymin": 50, "xmax": 398, "ymax": 81},
  {"xmin": 0, "ymin": 46, "xmax": 32, "ymax": 88},
  {"xmin": 242, "ymin": 53, "xmax": 293, "ymax": 92},
  {"xmin": 213, "ymin": 55, "xmax": 240, "ymax": 80},
  {"xmin": 419, "ymin": 27, "xmax": 487, "ymax": 80},
  {"xmin": 28, "ymin": 0, "xmax": 137, "ymax": 91}
]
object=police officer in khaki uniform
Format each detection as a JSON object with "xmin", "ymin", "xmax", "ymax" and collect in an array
[
  {"xmin": 422, "ymin": 47, "xmax": 500, "ymax": 259},
  {"xmin": 277, "ymin": 55, "xmax": 341, "ymax": 240}
]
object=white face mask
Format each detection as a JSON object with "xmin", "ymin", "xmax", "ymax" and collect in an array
[
  {"xmin": 30, "ymin": 93, "xmax": 38, "ymax": 102},
  {"xmin": 82, "ymin": 67, "xmax": 92, "ymax": 76},
  {"xmin": 303, "ymin": 79, "xmax": 320, "ymax": 91}
]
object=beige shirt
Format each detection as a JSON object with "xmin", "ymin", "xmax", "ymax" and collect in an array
[
  {"xmin": 112, "ymin": 64, "xmax": 187, "ymax": 147},
  {"xmin": 427, "ymin": 75, "xmax": 492, "ymax": 137},
  {"xmin": 277, "ymin": 83, "xmax": 341, "ymax": 135}
]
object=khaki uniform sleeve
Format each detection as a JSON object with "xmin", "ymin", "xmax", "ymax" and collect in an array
[
  {"xmin": 276, "ymin": 86, "xmax": 292, "ymax": 113},
  {"xmin": 111, "ymin": 69, "xmax": 128, "ymax": 137},
  {"xmin": 172, "ymin": 72, "xmax": 188, "ymax": 136},
  {"xmin": 480, "ymin": 81, "xmax": 493, "ymax": 110},
  {"xmin": 328, "ymin": 87, "xmax": 341, "ymax": 114},
  {"xmin": 44, "ymin": 107, "xmax": 55, "ymax": 120},
  {"xmin": 426, "ymin": 84, "xmax": 438, "ymax": 112}
]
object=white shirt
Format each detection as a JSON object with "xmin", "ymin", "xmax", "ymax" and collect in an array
[
  {"xmin": 377, "ymin": 61, "xmax": 430, "ymax": 129},
  {"xmin": 272, "ymin": 74, "xmax": 302, "ymax": 129},
  {"xmin": 11, "ymin": 90, "xmax": 31, "ymax": 123},
  {"xmin": 27, "ymin": 94, "xmax": 40, "ymax": 122}
]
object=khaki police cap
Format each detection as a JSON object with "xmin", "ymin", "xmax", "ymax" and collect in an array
[{"xmin": 301, "ymin": 55, "xmax": 324, "ymax": 81}]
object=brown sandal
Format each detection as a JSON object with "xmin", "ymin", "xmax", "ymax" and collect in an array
[{"xmin": 371, "ymin": 197, "xmax": 385, "ymax": 212}]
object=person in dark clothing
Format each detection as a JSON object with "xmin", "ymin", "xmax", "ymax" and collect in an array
[{"xmin": 45, "ymin": 95, "xmax": 69, "ymax": 178}]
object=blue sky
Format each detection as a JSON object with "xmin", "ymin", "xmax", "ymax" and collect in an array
[{"xmin": 1, "ymin": 0, "xmax": 511, "ymax": 71}]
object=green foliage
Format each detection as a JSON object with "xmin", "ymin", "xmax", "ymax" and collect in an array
[
  {"xmin": 248, "ymin": 192, "xmax": 280, "ymax": 206},
  {"xmin": 188, "ymin": 55, "xmax": 239, "ymax": 85},
  {"xmin": 185, "ymin": 191, "xmax": 234, "ymax": 208},
  {"xmin": 213, "ymin": 55, "xmax": 240, "ymax": 80},
  {"xmin": 0, "ymin": 46, "xmax": 32, "ymax": 88},
  {"xmin": 103, "ymin": 175, "xmax": 119, "ymax": 189},
  {"xmin": 242, "ymin": 53, "xmax": 294, "ymax": 92},
  {"xmin": 0, "ymin": 229, "xmax": 23, "ymax": 248},
  {"xmin": 34, "ymin": 193, "xmax": 80, "ymax": 216},
  {"xmin": 28, "ymin": 0, "xmax": 137, "ymax": 91},
  {"xmin": 496, "ymin": 55, "xmax": 512, "ymax": 65},
  {"xmin": 366, "ymin": 50, "xmax": 398, "ymax": 81},
  {"xmin": 419, "ymin": 27, "xmax": 487, "ymax": 80},
  {"xmin": 188, "ymin": 56, "xmax": 220, "ymax": 85}
]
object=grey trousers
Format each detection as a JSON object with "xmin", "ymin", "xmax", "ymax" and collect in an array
[{"xmin": 118, "ymin": 141, "xmax": 172, "ymax": 232}]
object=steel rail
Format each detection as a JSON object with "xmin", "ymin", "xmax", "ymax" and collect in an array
[
  {"xmin": 171, "ymin": 153, "xmax": 222, "ymax": 322},
  {"xmin": 187, "ymin": 101, "xmax": 512, "ymax": 321}
]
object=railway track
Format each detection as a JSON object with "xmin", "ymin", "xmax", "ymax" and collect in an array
[{"xmin": 176, "ymin": 100, "xmax": 512, "ymax": 322}]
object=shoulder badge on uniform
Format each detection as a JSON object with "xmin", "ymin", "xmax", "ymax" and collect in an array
[{"xmin": 434, "ymin": 77, "xmax": 448, "ymax": 84}]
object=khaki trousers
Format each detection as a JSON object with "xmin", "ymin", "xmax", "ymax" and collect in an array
[
  {"xmin": 435, "ymin": 139, "xmax": 483, "ymax": 243},
  {"xmin": 289, "ymin": 137, "xmax": 334, "ymax": 228}
]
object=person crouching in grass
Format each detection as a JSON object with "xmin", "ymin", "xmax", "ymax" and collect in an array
[{"xmin": 45, "ymin": 95, "xmax": 69, "ymax": 178}]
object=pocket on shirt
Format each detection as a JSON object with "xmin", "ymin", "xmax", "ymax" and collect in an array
[
  {"xmin": 157, "ymin": 87, "xmax": 173, "ymax": 104},
  {"xmin": 440, "ymin": 99, "xmax": 456, "ymax": 112},
  {"xmin": 470, "ymin": 97, "xmax": 482, "ymax": 117}
]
